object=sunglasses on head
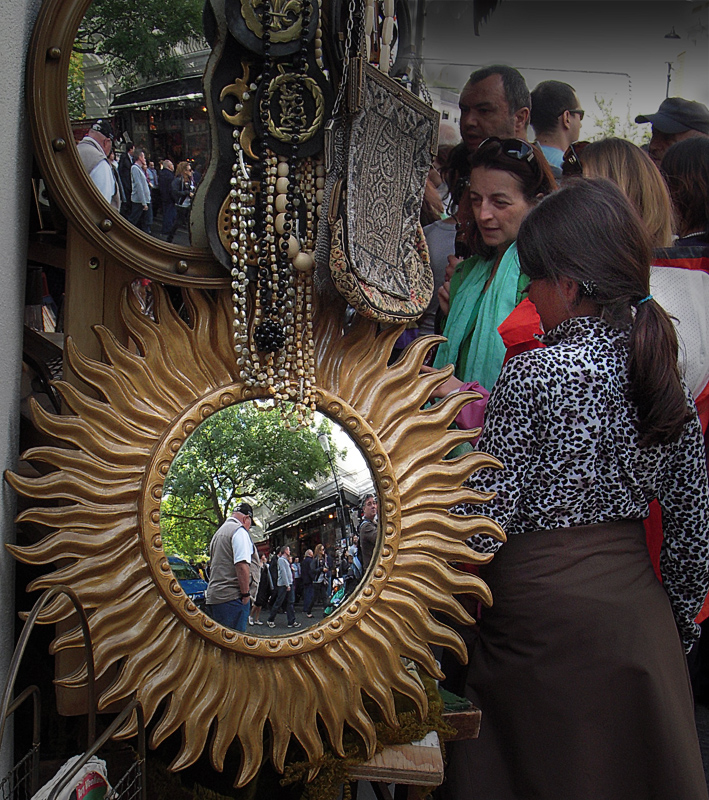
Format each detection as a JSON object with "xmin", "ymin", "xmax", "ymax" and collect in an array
[
  {"xmin": 477, "ymin": 137, "xmax": 536, "ymax": 163},
  {"xmin": 562, "ymin": 141, "xmax": 590, "ymax": 177}
]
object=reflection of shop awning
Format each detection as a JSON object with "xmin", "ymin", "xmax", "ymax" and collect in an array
[
  {"xmin": 109, "ymin": 76, "xmax": 203, "ymax": 111},
  {"xmin": 266, "ymin": 485, "xmax": 360, "ymax": 536},
  {"xmin": 267, "ymin": 503, "xmax": 337, "ymax": 535}
]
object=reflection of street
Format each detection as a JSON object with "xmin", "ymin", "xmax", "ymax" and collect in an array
[
  {"xmin": 147, "ymin": 209, "xmax": 191, "ymax": 247},
  {"xmin": 252, "ymin": 597, "xmax": 326, "ymax": 637}
]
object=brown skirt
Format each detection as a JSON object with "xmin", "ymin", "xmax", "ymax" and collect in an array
[{"xmin": 444, "ymin": 520, "xmax": 708, "ymax": 800}]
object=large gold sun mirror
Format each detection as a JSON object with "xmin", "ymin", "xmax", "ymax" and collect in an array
[
  {"xmin": 161, "ymin": 399, "xmax": 378, "ymax": 636},
  {"xmin": 7, "ymin": 285, "xmax": 500, "ymax": 786}
]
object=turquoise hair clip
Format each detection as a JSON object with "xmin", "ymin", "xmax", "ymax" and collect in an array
[{"xmin": 637, "ymin": 295, "xmax": 653, "ymax": 306}]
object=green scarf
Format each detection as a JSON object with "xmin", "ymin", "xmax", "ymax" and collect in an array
[{"xmin": 433, "ymin": 243, "xmax": 526, "ymax": 391}]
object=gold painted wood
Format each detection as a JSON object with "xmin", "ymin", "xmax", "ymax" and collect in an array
[{"xmin": 6, "ymin": 286, "xmax": 503, "ymax": 787}]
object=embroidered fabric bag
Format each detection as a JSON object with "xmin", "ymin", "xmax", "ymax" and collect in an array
[{"xmin": 326, "ymin": 59, "xmax": 438, "ymax": 322}]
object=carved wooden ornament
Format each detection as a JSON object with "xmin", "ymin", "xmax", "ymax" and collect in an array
[{"xmin": 7, "ymin": 286, "xmax": 504, "ymax": 786}]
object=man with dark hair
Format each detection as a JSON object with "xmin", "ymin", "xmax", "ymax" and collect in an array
[
  {"xmin": 158, "ymin": 159, "xmax": 176, "ymax": 234},
  {"xmin": 530, "ymin": 80, "xmax": 584, "ymax": 176},
  {"xmin": 267, "ymin": 545, "xmax": 300, "ymax": 628},
  {"xmin": 447, "ymin": 65, "xmax": 532, "ymax": 257},
  {"xmin": 205, "ymin": 501, "xmax": 256, "ymax": 632},
  {"xmin": 635, "ymin": 97, "xmax": 709, "ymax": 166},
  {"xmin": 118, "ymin": 142, "xmax": 135, "ymax": 217},
  {"xmin": 458, "ymin": 64, "xmax": 531, "ymax": 154},
  {"xmin": 358, "ymin": 494, "xmax": 378, "ymax": 571},
  {"xmin": 77, "ymin": 120, "xmax": 120, "ymax": 209}
]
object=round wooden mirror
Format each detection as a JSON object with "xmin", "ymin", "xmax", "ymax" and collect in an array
[{"xmin": 28, "ymin": 0, "xmax": 226, "ymax": 285}]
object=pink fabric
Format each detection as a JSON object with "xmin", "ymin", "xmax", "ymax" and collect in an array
[{"xmin": 454, "ymin": 381, "xmax": 490, "ymax": 442}]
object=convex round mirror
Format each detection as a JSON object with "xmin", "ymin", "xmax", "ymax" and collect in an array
[
  {"xmin": 161, "ymin": 400, "xmax": 377, "ymax": 635},
  {"xmin": 29, "ymin": 0, "xmax": 225, "ymax": 283}
]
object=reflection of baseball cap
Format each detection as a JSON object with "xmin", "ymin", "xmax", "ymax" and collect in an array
[
  {"xmin": 234, "ymin": 502, "xmax": 254, "ymax": 521},
  {"xmin": 635, "ymin": 98, "xmax": 709, "ymax": 135},
  {"xmin": 91, "ymin": 119, "xmax": 115, "ymax": 140}
]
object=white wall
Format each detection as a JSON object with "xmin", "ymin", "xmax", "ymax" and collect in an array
[{"xmin": 0, "ymin": 0, "xmax": 42, "ymax": 776}]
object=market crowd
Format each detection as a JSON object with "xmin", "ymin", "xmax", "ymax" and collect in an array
[{"xmin": 414, "ymin": 65, "xmax": 709, "ymax": 800}]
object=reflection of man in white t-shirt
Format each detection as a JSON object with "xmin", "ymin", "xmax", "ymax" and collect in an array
[
  {"xmin": 206, "ymin": 502, "xmax": 256, "ymax": 632},
  {"xmin": 76, "ymin": 120, "xmax": 121, "ymax": 210}
]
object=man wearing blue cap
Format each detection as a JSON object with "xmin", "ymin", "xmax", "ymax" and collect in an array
[
  {"xmin": 205, "ymin": 501, "xmax": 256, "ymax": 632},
  {"xmin": 76, "ymin": 119, "xmax": 121, "ymax": 209},
  {"xmin": 635, "ymin": 97, "xmax": 709, "ymax": 166}
]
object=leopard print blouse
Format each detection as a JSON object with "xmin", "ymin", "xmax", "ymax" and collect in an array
[{"xmin": 457, "ymin": 315, "xmax": 709, "ymax": 649}]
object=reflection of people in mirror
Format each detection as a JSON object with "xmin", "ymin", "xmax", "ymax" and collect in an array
[
  {"xmin": 165, "ymin": 162, "xmax": 195, "ymax": 243},
  {"xmin": 158, "ymin": 159, "xmax": 176, "ymax": 235},
  {"xmin": 267, "ymin": 545, "xmax": 300, "ymax": 628},
  {"xmin": 205, "ymin": 501, "xmax": 255, "ymax": 633},
  {"xmin": 347, "ymin": 534, "xmax": 359, "ymax": 558},
  {"xmin": 76, "ymin": 119, "xmax": 121, "ymax": 210},
  {"xmin": 305, "ymin": 543, "xmax": 329, "ymax": 617},
  {"xmin": 118, "ymin": 142, "xmax": 134, "ymax": 217},
  {"xmin": 301, "ymin": 548, "xmax": 315, "ymax": 617},
  {"xmin": 128, "ymin": 149, "xmax": 153, "ymax": 234},
  {"xmin": 342, "ymin": 553, "xmax": 362, "ymax": 597},
  {"xmin": 358, "ymin": 494, "xmax": 378, "ymax": 570},
  {"xmin": 292, "ymin": 557, "xmax": 302, "ymax": 602},
  {"xmin": 248, "ymin": 554, "xmax": 271, "ymax": 626}
]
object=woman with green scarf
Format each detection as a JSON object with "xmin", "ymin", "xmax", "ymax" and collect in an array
[{"xmin": 431, "ymin": 138, "xmax": 556, "ymax": 397}]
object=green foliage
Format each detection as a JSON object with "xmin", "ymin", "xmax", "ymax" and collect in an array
[
  {"xmin": 591, "ymin": 95, "xmax": 650, "ymax": 146},
  {"xmin": 73, "ymin": 0, "xmax": 205, "ymax": 88},
  {"xmin": 161, "ymin": 402, "xmax": 337, "ymax": 558},
  {"xmin": 68, "ymin": 51, "xmax": 86, "ymax": 120}
]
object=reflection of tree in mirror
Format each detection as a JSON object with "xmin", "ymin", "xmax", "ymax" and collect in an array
[
  {"xmin": 68, "ymin": 51, "xmax": 86, "ymax": 120},
  {"xmin": 161, "ymin": 402, "xmax": 343, "ymax": 558},
  {"xmin": 73, "ymin": 0, "xmax": 204, "ymax": 87}
]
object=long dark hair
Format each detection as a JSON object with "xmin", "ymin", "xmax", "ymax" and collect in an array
[
  {"xmin": 517, "ymin": 178, "xmax": 692, "ymax": 447},
  {"xmin": 465, "ymin": 139, "xmax": 557, "ymax": 257},
  {"xmin": 661, "ymin": 137, "xmax": 709, "ymax": 237}
]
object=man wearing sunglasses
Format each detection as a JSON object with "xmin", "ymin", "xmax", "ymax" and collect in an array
[
  {"xmin": 205, "ymin": 501, "xmax": 257, "ymax": 632},
  {"xmin": 530, "ymin": 80, "xmax": 584, "ymax": 178}
]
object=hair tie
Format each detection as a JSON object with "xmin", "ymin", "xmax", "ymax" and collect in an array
[
  {"xmin": 637, "ymin": 295, "xmax": 653, "ymax": 306},
  {"xmin": 580, "ymin": 280, "xmax": 598, "ymax": 298}
]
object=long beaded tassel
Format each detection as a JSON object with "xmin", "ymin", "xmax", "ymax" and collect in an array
[{"xmin": 227, "ymin": 0, "xmax": 325, "ymax": 430}]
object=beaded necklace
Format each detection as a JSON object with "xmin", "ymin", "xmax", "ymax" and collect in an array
[{"xmin": 228, "ymin": 0, "xmax": 324, "ymax": 429}]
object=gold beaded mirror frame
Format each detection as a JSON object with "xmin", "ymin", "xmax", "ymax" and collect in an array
[{"xmin": 8, "ymin": 284, "xmax": 502, "ymax": 785}]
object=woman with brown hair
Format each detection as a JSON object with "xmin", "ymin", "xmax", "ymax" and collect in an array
[
  {"xmin": 445, "ymin": 178, "xmax": 709, "ymax": 799},
  {"xmin": 576, "ymin": 137, "xmax": 674, "ymax": 247},
  {"xmin": 662, "ymin": 136, "xmax": 709, "ymax": 246},
  {"xmin": 432, "ymin": 138, "xmax": 556, "ymax": 394},
  {"xmin": 165, "ymin": 161, "xmax": 195, "ymax": 243},
  {"xmin": 575, "ymin": 136, "xmax": 709, "ymax": 411}
]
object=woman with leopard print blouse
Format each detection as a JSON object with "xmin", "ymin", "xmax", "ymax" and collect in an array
[{"xmin": 446, "ymin": 179, "xmax": 709, "ymax": 800}]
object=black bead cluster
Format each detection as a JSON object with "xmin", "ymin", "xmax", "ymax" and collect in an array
[
  {"xmin": 255, "ymin": 8, "xmax": 286, "ymax": 352},
  {"xmin": 252, "ymin": 0, "xmax": 313, "ymax": 353},
  {"xmin": 253, "ymin": 318, "xmax": 287, "ymax": 352}
]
